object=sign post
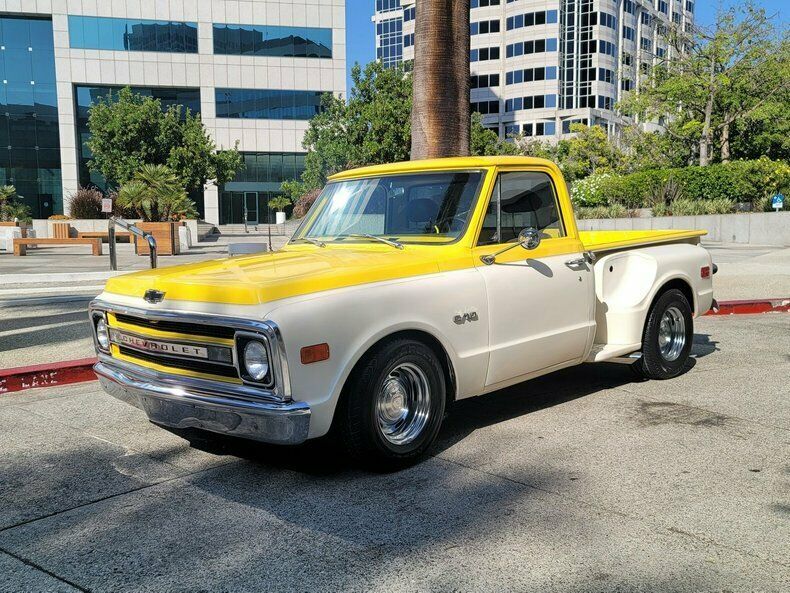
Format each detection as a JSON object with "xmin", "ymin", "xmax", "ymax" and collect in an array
[{"xmin": 771, "ymin": 193, "xmax": 784, "ymax": 213}]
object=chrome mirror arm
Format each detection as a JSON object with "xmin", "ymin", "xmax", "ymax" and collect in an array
[{"xmin": 480, "ymin": 227, "xmax": 541, "ymax": 266}]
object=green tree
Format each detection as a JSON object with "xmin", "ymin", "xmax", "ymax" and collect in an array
[
  {"xmin": 470, "ymin": 113, "xmax": 520, "ymax": 156},
  {"xmin": 86, "ymin": 87, "xmax": 243, "ymax": 190},
  {"xmin": 620, "ymin": 3, "xmax": 789, "ymax": 165},
  {"xmin": 116, "ymin": 164, "xmax": 197, "ymax": 222},
  {"xmin": 284, "ymin": 61, "xmax": 505, "ymax": 204}
]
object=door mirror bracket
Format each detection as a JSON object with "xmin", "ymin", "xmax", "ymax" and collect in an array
[{"xmin": 481, "ymin": 228, "xmax": 541, "ymax": 265}]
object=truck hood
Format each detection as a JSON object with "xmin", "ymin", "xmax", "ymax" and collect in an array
[{"xmin": 103, "ymin": 247, "xmax": 445, "ymax": 306}]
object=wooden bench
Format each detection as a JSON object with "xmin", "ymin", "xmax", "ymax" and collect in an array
[
  {"xmin": 13, "ymin": 237, "xmax": 103, "ymax": 256},
  {"xmin": 77, "ymin": 231, "xmax": 131, "ymax": 243}
]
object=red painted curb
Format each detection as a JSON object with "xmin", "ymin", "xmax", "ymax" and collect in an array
[
  {"xmin": 705, "ymin": 298, "xmax": 790, "ymax": 316},
  {"xmin": 0, "ymin": 357, "xmax": 98, "ymax": 394}
]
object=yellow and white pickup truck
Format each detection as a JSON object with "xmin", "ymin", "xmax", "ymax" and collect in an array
[{"xmin": 90, "ymin": 156, "xmax": 715, "ymax": 466}]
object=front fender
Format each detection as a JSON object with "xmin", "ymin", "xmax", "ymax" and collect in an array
[{"xmin": 264, "ymin": 269, "xmax": 489, "ymax": 438}]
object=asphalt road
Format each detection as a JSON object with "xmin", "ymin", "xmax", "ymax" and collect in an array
[{"xmin": 0, "ymin": 313, "xmax": 788, "ymax": 592}]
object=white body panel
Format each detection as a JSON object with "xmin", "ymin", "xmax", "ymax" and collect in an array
[
  {"xmin": 479, "ymin": 251, "xmax": 596, "ymax": 386},
  {"xmin": 97, "ymin": 242, "xmax": 714, "ymax": 440}
]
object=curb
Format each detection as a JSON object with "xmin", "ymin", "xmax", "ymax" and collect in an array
[
  {"xmin": 705, "ymin": 298, "xmax": 790, "ymax": 316},
  {"xmin": 0, "ymin": 358, "xmax": 97, "ymax": 394}
]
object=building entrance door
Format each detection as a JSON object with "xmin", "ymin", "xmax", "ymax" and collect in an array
[{"xmin": 244, "ymin": 192, "xmax": 258, "ymax": 224}]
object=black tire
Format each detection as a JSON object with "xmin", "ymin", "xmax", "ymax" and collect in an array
[
  {"xmin": 633, "ymin": 288, "xmax": 694, "ymax": 380},
  {"xmin": 338, "ymin": 338, "xmax": 446, "ymax": 469}
]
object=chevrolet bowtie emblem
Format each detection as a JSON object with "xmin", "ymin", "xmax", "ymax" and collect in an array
[{"xmin": 143, "ymin": 289, "xmax": 166, "ymax": 304}]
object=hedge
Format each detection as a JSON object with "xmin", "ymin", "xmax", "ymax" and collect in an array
[{"xmin": 572, "ymin": 158, "xmax": 790, "ymax": 210}]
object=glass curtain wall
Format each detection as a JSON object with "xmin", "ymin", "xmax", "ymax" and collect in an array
[
  {"xmin": 219, "ymin": 152, "xmax": 306, "ymax": 225},
  {"xmin": 0, "ymin": 16, "xmax": 61, "ymax": 218}
]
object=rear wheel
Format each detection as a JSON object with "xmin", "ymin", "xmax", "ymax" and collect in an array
[
  {"xmin": 632, "ymin": 288, "xmax": 693, "ymax": 380},
  {"xmin": 338, "ymin": 338, "xmax": 446, "ymax": 469}
]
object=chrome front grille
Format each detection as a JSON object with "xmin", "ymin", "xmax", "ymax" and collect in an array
[{"xmin": 89, "ymin": 301, "xmax": 292, "ymax": 402}]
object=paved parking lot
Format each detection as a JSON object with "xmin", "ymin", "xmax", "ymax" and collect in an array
[{"xmin": 1, "ymin": 313, "xmax": 788, "ymax": 592}]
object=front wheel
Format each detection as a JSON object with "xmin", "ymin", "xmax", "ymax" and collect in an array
[
  {"xmin": 632, "ymin": 288, "xmax": 693, "ymax": 380},
  {"xmin": 338, "ymin": 338, "xmax": 446, "ymax": 469}
]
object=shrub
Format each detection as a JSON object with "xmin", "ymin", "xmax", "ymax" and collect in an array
[
  {"xmin": 292, "ymin": 188, "xmax": 322, "ymax": 219},
  {"xmin": 570, "ymin": 173, "xmax": 611, "ymax": 207},
  {"xmin": 576, "ymin": 203, "xmax": 635, "ymax": 219},
  {"xmin": 117, "ymin": 164, "xmax": 196, "ymax": 222},
  {"xmin": 267, "ymin": 195, "xmax": 292, "ymax": 213},
  {"xmin": 68, "ymin": 186, "xmax": 104, "ymax": 219},
  {"xmin": 595, "ymin": 159, "xmax": 790, "ymax": 209},
  {"xmin": 0, "ymin": 185, "xmax": 32, "ymax": 223}
]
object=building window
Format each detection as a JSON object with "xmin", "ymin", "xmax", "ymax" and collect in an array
[
  {"xmin": 599, "ymin": 40, "xmax": 616, "ymax": 57},
  {"xmin": 599, "ymin": 12, "xmax": 617, "ymax": 30},
  {"xmin": 213, "ymin": 24, "xmax": 332, "ymax": 58},
  {"xmin": 621, "ymin": 79, "xmax": 633, "ymax": 91},
  {"xmin": 640, "ymin": 37, "xmax": 653, "ymax": 52},
  {"xmin": 598, "ymin": 68, "xmax": 614, "ymax": 83},
  {"xmin": 0, "ymin": 16, "xmax": 61, "ymax": 218},
  {"xmin": 506, "ymin": 10, "xmax": 557, "ymax": 30},
  {"xmin": 376, "ymin": 0, "xmax": 401, "ymax": 12},
  {"xmin": 535, "ymin": 121, "xmax": 556, "ymax": 136},
  {"xmin": 68, "ymin": 16, "xmax": 198, "ymax": 52},
  {"xmin": 506, "ymin": 38, "xmax": 557, "ymax": 57},
  {"xmin": 597, "ymin": 95, "xmax": 614, "ymax": 110},
  {"xmin": 470, "ymin": 100, "xmax": 500, "ymax": 114},
  {"xmin": 471, "ymin": 73, "xmax": 500, "ymax": 88},
  {"xmin": 656, "ymin": 46, "xmax": 666, "ymax": 58},
  {"xmin": 505, "ymin": 94, "xmax": 555, "ymax": 112},
  {"xmin": 376, "ymin": 17, "xmax": 403, "ymax": 67},
  {"xmin": 75, "ymin": 85, "xmax": 200, "ymax": 191},
  {"xmin": 672, "ymin": 12, "xmax": 682, "ymax": 24},
  {"xmin": 471, "ymin": 0, "xmax": 501, "ymax": 7},
  {"xmin": 215, "ymin": 89, "xmax": 325, "ymax": 120},
  {"xmin": 641, "ymin": 12, "xmax": 653, "ymax": 26},
  {"xmin": 471, "ymin": 19, "xmax": 500, "ymax": 35},
  {"xmin": 471, "ymin": 46, "xmax": 500, "ymax": 62},
  {"xmin": 658, "ymin": 1, "xmax": 669, "ymax": 14},
  {"xmin": 404, "ymin": 33, "xmax": 414, "ymax": 48},
  {"xmin": 685, "ymin": 1, "xmax": 695, "ymax": 14},
  {"xmin": 623, "ymin": 25, "xmax": 635, "ymax": 41},
  {"xmin": 403, "ymin": 7, "xmax": 415, "ymax": 21},
  {"xmin": 562, "ymin": 118, "xmax": 588, "ymax": 133},
  {"xmin": 624, "ymin": 0, "xmax": 636, "ymax": 15},
  {"xmin": 622, "ymin": 52, "xmax": 633, "ymax": 66}
]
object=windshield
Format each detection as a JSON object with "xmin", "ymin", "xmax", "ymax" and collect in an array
[{"xmin": 293, "ymin": 171, "xmax": 485, "ymax": 245}]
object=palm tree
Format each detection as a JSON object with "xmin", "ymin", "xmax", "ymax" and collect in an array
[
  {"xmin": 410, "ymin": 0, "xmax": 471, "ymax": 160},
  {"xmin": 117, "ymin": 164, "xmax": 196, "ymax": 221}
]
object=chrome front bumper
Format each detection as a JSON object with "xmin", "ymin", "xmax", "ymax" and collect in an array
[{"xmin": 94, "ymin": 359, "xmax": 311, "ymax": 445}]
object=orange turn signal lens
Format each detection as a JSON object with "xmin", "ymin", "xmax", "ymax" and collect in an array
[{"xmin": 300, "ymin": 343, "xmax": 330, "ymax": 364}]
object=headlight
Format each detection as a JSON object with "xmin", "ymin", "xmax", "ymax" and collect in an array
[
  {"xmin": 243, "ymin": 340, "xmax": 269, "ymax": 381},
  {"xmin": 95, "ymin": 317, "xmax": 110, "ymax": 351}
]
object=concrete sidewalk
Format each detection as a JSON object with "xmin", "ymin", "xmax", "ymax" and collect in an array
[{"xmin": 0, "ymin": 314, "xmax": 787, "ymax": 592}]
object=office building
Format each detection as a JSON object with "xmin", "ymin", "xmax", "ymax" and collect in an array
[
  {"xmin": 1, "ymin": 0, "xmax": 346, "ymax": 224},
  {"xmin": 373, "ymin": 0, "xmax": 693, "ymax": 139}
]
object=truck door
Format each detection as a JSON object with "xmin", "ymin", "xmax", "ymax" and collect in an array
[{"xmin": 473, "ymin": 169, "xmax": 595, "ymax": 387}]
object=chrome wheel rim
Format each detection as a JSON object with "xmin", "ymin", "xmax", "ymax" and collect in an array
[
  {"xmin": 376, "ymin": 362, "xmax": 432, "ymax": 446},
  {"xmin": 658, "ymin": 306, "xmax": 686, "ymax": 362}
]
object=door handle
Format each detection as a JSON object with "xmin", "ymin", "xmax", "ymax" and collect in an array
[{"xmin": 566, "ymin": 252, "xmax": 596, "ymax": 268}]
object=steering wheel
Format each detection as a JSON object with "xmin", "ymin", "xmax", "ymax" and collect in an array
[{"xmin": 433, "ymin": 210, "xmax": 470, "ymax": 233}]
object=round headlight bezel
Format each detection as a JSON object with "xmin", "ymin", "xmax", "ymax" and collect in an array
[
  {"xmin": 242, "ymin": 339, "xmax": 270, "ymax": 383},
  {"xmin": 95, "ymin": 315, "xmax": 110, "ymax": 351}
]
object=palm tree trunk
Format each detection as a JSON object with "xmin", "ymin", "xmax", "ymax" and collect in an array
[{"xmin": 411, "ymin": 0, "xmax": 471, "ymax": 160}]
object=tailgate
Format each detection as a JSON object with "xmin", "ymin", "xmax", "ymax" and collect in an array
[{"xmin": 579, "ymin": 229, "xmax": 707, "ymax": 253}]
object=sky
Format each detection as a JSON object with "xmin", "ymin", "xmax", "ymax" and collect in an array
[{"xmin": 343, "ymin": 0, "xmax": 787, "ymax": 94}]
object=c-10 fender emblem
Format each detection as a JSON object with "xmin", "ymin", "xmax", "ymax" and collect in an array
[{"xmin": 453, "ymin": 311, "xmax": 479, "ymax": 325}]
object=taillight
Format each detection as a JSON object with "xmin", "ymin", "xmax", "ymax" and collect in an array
[{"xmin": 701, "ymin": 266, "xmax": 711, "ymax": 279}]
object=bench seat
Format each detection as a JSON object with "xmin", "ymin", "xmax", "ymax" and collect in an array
[
  {"xmin": 13, "ymin": 237, "xmax": 103, "ymax": 256},
  {"xmin": 77, "ymin": 231, "xmax": 131, "ymax": 242}
]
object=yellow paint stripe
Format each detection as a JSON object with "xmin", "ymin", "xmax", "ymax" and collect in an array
[
  {"xmin": 107, "ymin": 313, "xmax": 235, "ymax": 346},
  {"xmin": 110, "ymin": 344, "xmax": 242, "ymax": 384}
]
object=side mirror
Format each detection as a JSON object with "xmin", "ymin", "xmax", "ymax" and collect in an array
[
  {"xmin": 481, "ymin": 227, "xmax": 542, "ymax": 265},
  {"xmin": 518, "ymin": 227, "xmax": 541, "ymax": 250}
]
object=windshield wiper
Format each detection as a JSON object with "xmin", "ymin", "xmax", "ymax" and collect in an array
[
  {"xmin": 290, "ymin": 237, "xmax": 326, "ymax": 248},
  {"xmin": 343, "ymin": 234, "xmax": 404, "ymax": 250}
]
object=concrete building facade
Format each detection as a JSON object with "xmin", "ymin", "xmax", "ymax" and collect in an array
[
  {"xmin": 1, "ymin": 0, "xmax": 346, "ymax": 224},
  {"xmin": 373, "ymin": 0, "xmax": 693, "ymax": 140}
]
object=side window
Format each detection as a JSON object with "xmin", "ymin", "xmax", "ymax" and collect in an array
[{"xmin": 477, "ymin": 171, "xmax": 565, "ymax": 245}]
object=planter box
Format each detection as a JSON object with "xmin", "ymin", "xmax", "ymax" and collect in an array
[{"xmin": 135, "ymin": 222, "xmax": 180, "ymax": 256}]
